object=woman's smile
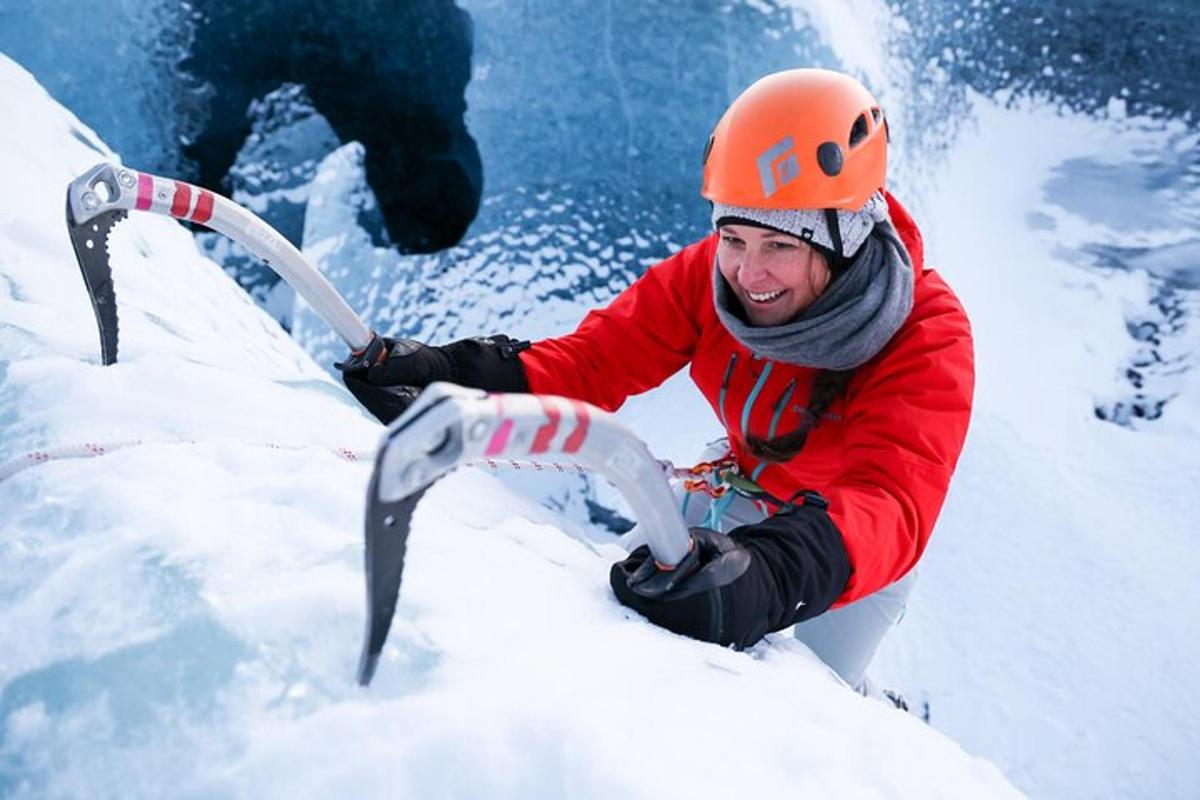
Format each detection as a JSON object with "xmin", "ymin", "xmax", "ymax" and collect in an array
[{"xmin": 746, "ymin": 288, "xmax": 787, "ymax": 303}]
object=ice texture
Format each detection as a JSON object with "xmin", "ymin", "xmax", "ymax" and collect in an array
[
  {"xmin": 0, "ymin": 0, "xmax": 201, "ymax": 175},
  {"xmin": 197, "ymin": 83, "xmax": 343, "ymax": 330}
]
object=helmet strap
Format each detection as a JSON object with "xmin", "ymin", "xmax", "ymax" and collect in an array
[
  {"xmin": 821, "ymin": 208, "xmax": 855, "ymax": 279},
  {"xmin": 823, "ymin": 209, "xmax": 844, "ymax": 259}
]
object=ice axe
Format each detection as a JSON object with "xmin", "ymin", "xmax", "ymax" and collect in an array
[{"xmin": 65, "ymin": 162, "xmax": 375, "ymax": 364}]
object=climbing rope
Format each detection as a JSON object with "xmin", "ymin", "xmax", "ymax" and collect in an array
[{"xmin": 0, "ymin": 437, "xmax": 591, "ymax": 486}]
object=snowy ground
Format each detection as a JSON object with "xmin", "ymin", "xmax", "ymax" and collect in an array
[
  {"xmin": 869, "ymin": 94, "xmax": 1200, "ymax": 799},
  {"xmin": 778, "ymin": 4, "xmax": 1200, "ymax": 797},
  {"xmin": 0, "ymin": 55, "xmax": 1020, "ymax": 798}
]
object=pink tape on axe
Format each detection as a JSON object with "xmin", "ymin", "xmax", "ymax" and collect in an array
[
  {"xmin": 485, "ymin": 419, "xmax": 514, "ymax": 456},
  {"xmin": 136, "ymin": 173, "xmax": 153, "ymax": 210}
]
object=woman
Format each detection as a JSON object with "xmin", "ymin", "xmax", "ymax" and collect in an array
[{"xmin": 340, "ymin": 69, "xmax": 975, "ymax": 694}]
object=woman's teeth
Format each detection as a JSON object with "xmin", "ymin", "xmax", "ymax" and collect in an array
[{"xmin": 747, "ymin": 289, "xmax": 785, "ymax": 304}]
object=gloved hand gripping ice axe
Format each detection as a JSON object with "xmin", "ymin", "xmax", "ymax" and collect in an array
[
  {"xmin": 66, "ymin": 162, "xmax": 376, "ymax": 363},
  {"xmin": 358, "ymin": 382, "xmax": 695, "ymax": 686}
]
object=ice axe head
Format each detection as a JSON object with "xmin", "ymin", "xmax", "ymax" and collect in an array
[{"xmin": 65, "ymin": 164, "xmax": 140, "ymax": 365}]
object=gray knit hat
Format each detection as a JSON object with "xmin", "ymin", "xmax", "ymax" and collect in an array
[{"xmin": 711, "ymin": 191, "xmax": 890, "ymax": 260}]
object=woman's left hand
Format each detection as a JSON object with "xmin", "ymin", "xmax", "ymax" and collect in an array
[
  {"xmin": 611, "ymin": 527, "xmax": 770, "ymax": 649},
  {"xmin": 609, "ymin": 504, "xmax": 853, "ymax": 649}
]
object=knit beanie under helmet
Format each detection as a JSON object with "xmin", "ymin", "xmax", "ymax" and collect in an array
[{"xmin": 711, "ymin": 191, "xmax": 890, "ymax": 261}]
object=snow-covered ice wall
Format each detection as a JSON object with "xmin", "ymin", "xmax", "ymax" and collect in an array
[
  {"xmin": 3, "ymin": 0, "xmax": 1199, "ymax": 794},
  {"xmin": 0, "ymin": 54, "xmax": 1022, "ymax": 798}
]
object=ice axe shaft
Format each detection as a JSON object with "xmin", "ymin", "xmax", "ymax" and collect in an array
[{"xmin": 66, "ymin": 163, "xmax": 373, "ymax": 362}]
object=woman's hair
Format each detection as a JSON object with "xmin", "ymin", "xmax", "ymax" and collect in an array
[{"xmin": 745, "ymin": 368, "xmax": 855, "ymax": 462}]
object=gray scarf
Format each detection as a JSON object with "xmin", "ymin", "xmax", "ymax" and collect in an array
[{"xmin": 712, "ymin": 220, "xmax": 915, "ymax": 370}]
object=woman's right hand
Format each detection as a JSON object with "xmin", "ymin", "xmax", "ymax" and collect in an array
[
  {"xmin": 360, "ymin": 338, "xmax": 457, "ymax": 387},
  {"xmin": 336, "ymin": 335, "xmax": 531, "ymax": 425}
]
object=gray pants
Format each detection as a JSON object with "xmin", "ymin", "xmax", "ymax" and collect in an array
[{"xmin": 672, "ymin": 443, "xmax": 915, "ymax": 691}]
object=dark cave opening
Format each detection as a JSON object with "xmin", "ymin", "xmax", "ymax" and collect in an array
[{"xmin": 181, "ymin": 0, "xmax": 482, "ymax": 253}]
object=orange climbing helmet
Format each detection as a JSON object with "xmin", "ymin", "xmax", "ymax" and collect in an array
[{"xmin": 701, "ymin": 69, "xmax": 889, "ymax": 212}]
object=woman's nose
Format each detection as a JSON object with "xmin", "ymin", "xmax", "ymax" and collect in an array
[{"xmin": 737, "ymin": 250, "xmax": 769, "ymax": 283}]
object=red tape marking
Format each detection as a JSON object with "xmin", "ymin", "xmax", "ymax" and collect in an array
[
  {"xmin": 531, "ymin": 397, "xmax": 561, "ymax": 454},
  {"xmin": 192, "ymin": 189, "xmax": 214, "ymax": 224},
  {"xmin": 136, "ymin": 173, "xmax": 153, "ymax": 210},
  {"xmin": 484, "ymin": 395, "xmax": 513, "ymax": 456},
  {"xmin": 170, "ymin": 182, "xmax": 192, "ymax": 218},
  {"xmin": 563, "ymin": 400, "xmax": 591, "ymax": 454}
]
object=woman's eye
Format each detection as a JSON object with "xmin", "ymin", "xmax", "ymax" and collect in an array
[
  {"xmin": 768, "ymin": 241, "xmax": 795, "ymax": 251},
  {"xmin": 721, "ymin": 235, "xmax": 744, "ymax": 246}
]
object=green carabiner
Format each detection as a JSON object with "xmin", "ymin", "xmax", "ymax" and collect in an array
[{"xmin": 718, "ymin": 468, "xmax": 767, "ymax": 499}]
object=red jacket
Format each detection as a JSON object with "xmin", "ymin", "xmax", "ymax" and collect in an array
[{"xmin": 520, "ymin": 195, "xmax": 974, "ymax": 605}]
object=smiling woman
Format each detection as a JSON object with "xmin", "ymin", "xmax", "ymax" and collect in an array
[{"xmin": 337, "ymin": 68, "xmax": 975, "ymax": 701}]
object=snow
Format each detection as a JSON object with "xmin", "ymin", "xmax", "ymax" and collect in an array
[
  {"xmin": 0, "ymin": 53, "xmax": 1019, "ymax": 798},
  {"xmin": 797, "ymin": 2, "xmax": 1200, "ymax": 795},
  {"xmin": 868, "ymin": 91, "xmax": 1200, "ymax": 800},
  {"xmin": 785, "ymin": 0, "xmax": 906, "ymax": 100}
]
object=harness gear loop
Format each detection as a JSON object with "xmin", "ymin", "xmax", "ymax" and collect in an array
[
  {"xmin": 679, "ymin": 453, "xmax": 739, "ymax": 499},
  {"xmin": 678, "ymin": 454, "xmax": 831, "ymax": 512}
]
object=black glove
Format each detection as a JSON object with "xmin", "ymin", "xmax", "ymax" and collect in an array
[
  {"xmin": 610, "ymin": 503, "xmax": 852, "ymax": 649},
  {"xmin": 337, "ymin": 334, "xmax": 531, "ymax": 425}
]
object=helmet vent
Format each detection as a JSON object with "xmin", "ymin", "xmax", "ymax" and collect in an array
[
  {"xmin": 702, "ymin": 134, "xmax": 715, "ymax": 166},
  {"xmin": 816, "ymin": 141, "xmax": 844, "ymax": 177},
  {"xmin": 871, "ymin": 107, "xmax": 882, "ymax": 124},
  {"xmin": 849, "ymin": 113, "xmax": 870, "ymax": 148}
]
